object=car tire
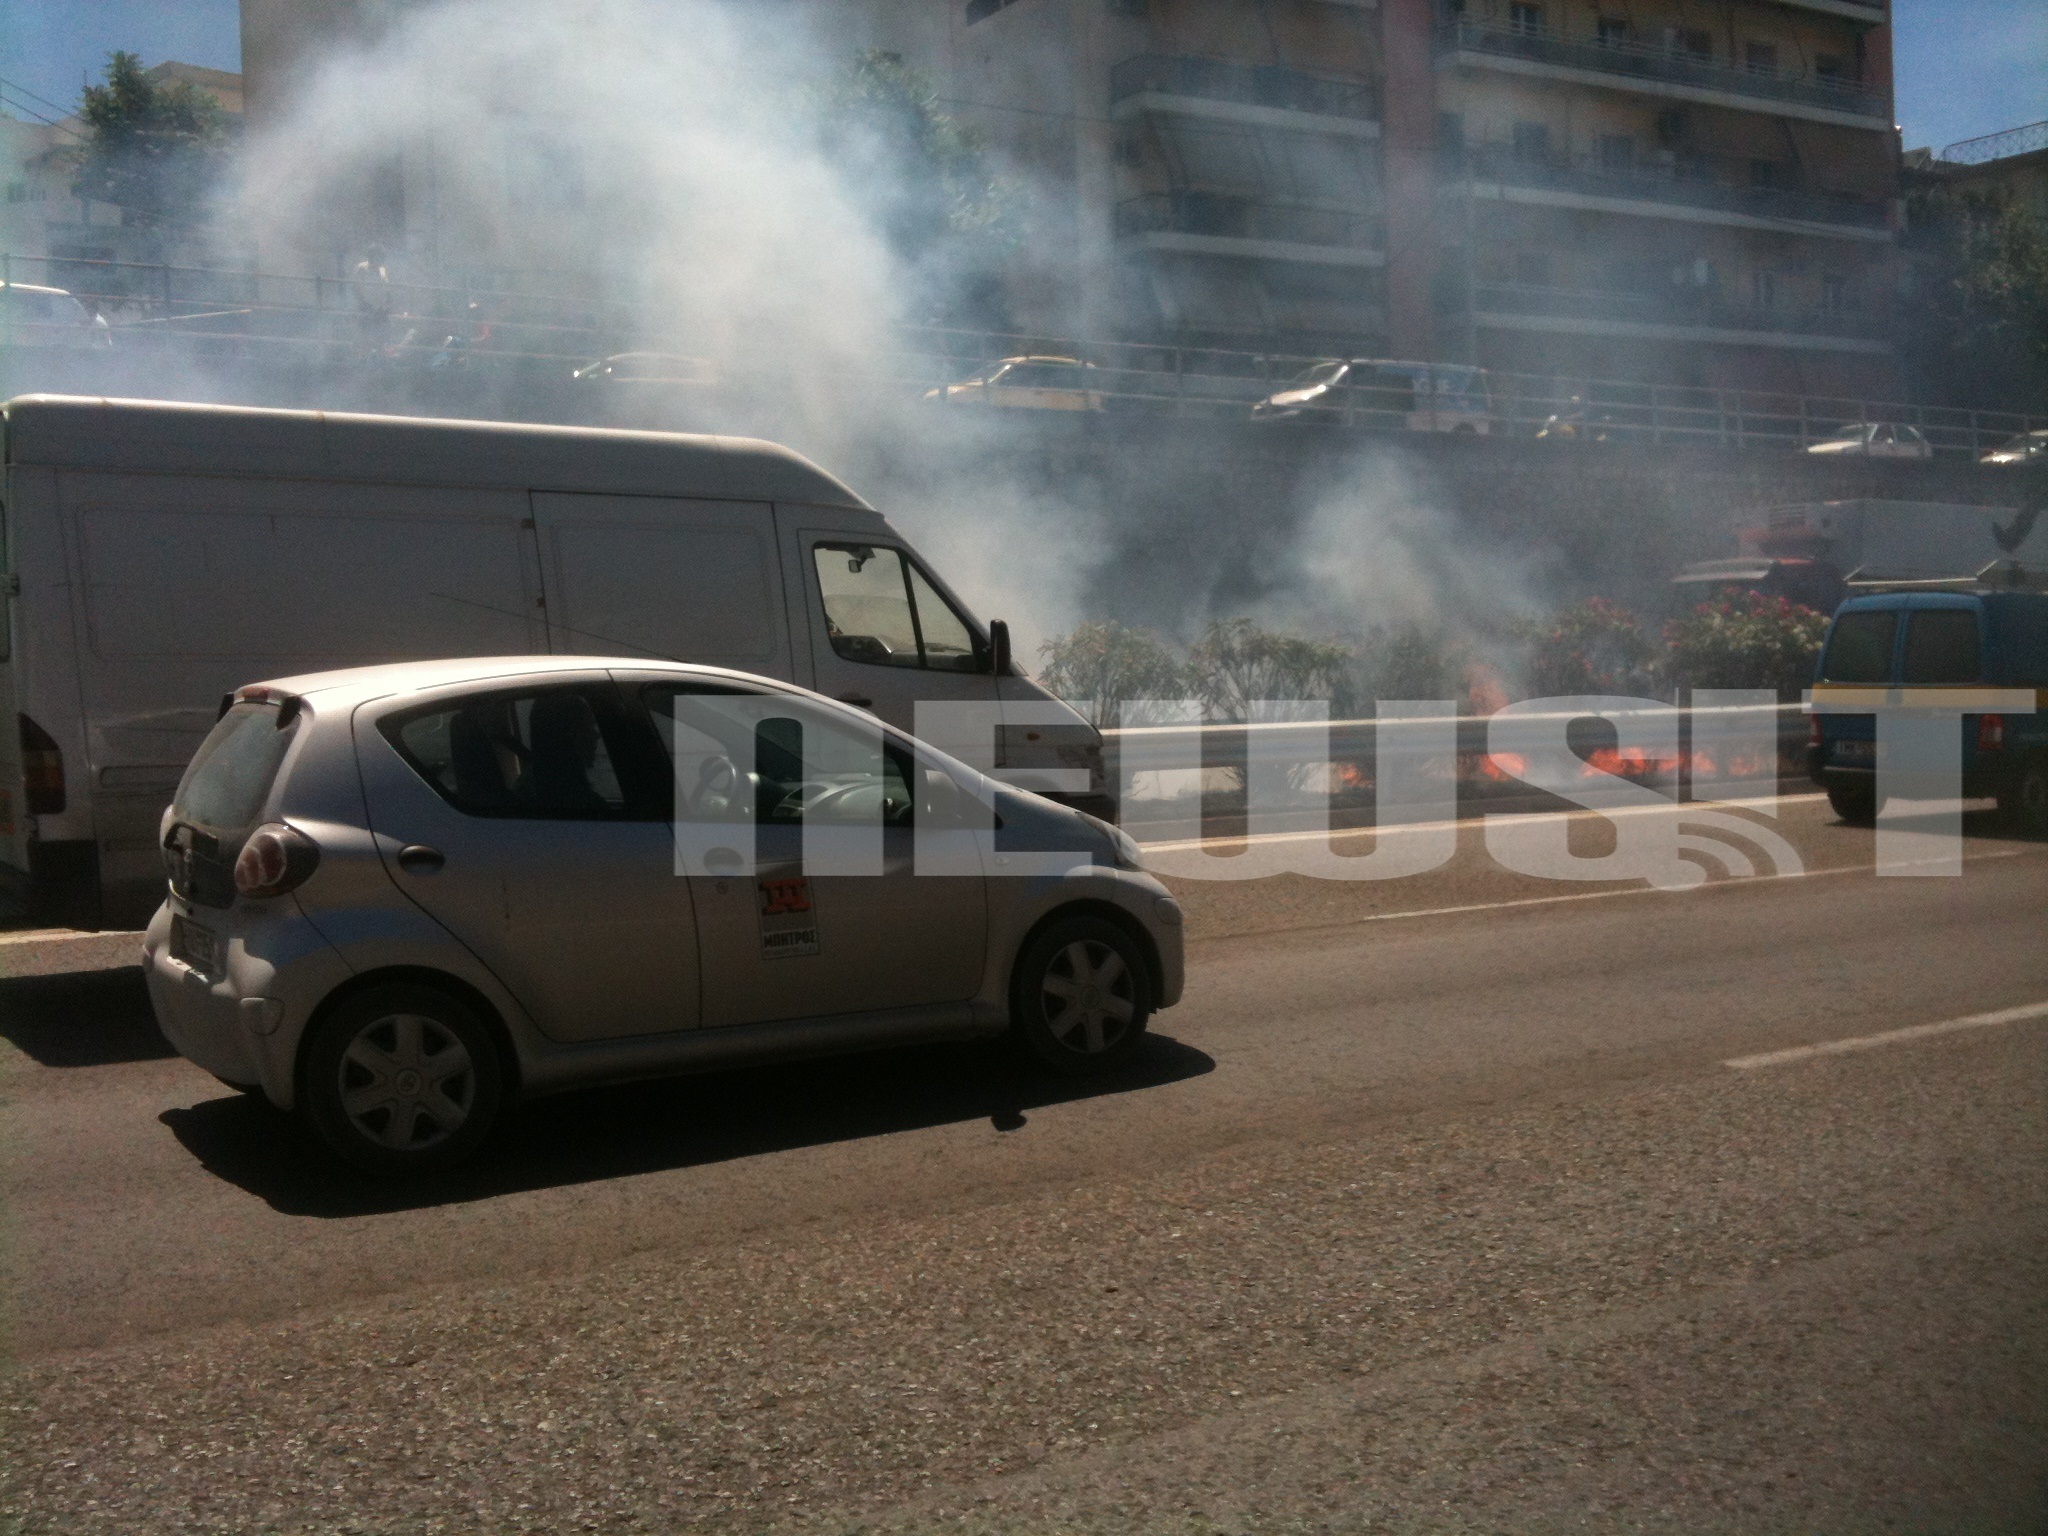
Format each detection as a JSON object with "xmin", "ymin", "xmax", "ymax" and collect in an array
[
  {"xmin": 300, "ymin": 983, "xmax": 504, "ymax": 1176},
  {"xmin": 1827, "ymin": 782, "xmax": 1880, "ymax": 826},
  {"xmin": 1998, "ymin": 754, "xmax": 2048, "ymax": 838},
  {"xmin": 1009, "ymin": 916, "xmax": 1151, "ymax": 1076}
]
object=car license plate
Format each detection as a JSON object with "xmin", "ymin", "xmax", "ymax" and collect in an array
[
  {"xmin": 1834, "ymin": 740, "xmax": 1877, "ymax": 765},
  {"xmin": 170, "ymin": 915, "xmax": 219, "ymax": 975}
]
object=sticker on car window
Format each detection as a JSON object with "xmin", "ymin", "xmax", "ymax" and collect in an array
[{"xmin": 758, "ymin": 877, "xmax": 819, "ymax": 959}]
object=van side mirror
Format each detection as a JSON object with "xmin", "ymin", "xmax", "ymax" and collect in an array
[{"xmin": 989, "ymin": 619, "xmax": 1012, "ymax": 677}]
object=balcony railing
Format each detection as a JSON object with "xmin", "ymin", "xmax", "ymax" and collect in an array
[
  {"xmin": 1470, "ymin": 282, "xmax": 1886, "ymax": 341},
  {"xmin": 1450, "ymin": 145, "xmax": 1892, "ymax": 232},
  {"xmin": 1439, "ymin": 20, "xmax": 1885, "ymax": 121},
  {"xmin": 1110, "ymin": 54, "xmax": 1380, "ymax": 124},
  {"xmin": 1116, "ymin": 193, "xmax": 1384, "ymax": 252}
]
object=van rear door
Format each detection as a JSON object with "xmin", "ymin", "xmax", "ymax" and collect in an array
[{"xmin": 529, "ymin": 493, "xmax": 791, "ymax": 679}]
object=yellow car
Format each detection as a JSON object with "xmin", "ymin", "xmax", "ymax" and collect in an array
[{"xmin": 925, "ymin": 355, "xmax": 1103, "ymax": 411}]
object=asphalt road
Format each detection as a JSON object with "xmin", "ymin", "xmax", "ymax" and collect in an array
[{"xmin": 1, "ymin": 796, "xmax": 2044, "ymax": 1533}]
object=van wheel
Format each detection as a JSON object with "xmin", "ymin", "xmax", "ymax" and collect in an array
[
  {"xmin": 301, "ymin": 983, "xmax": 503, "ymax": 1175},
  {"xmin": 1827, "ymin": 783, "xmax": 1880, "ymax": 826},
  {"xmin": 1999, "ymin": 755, "xmax": 2048, "ymax": 838},
  {"xmin": 1010, "ymin": 917, "xmax": 1150, "ymax": 1076}
]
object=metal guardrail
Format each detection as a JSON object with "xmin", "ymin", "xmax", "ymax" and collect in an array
[
  {"xmin": 4, "ymin": 252, "xmax": 2044, "ymax": 457},
  {"xmin": 1470, "ymin": 282, "xmax": 1888, "ymax": 342},
  {"xmin": 1100, "ymin": 701, "xmax": 1812, "ymax": 805},
  {"xmin": 1113, "ymin": 193, "xmax": 1383, "ymax": 250},
  {"xmin": 1450, "ymin": 144, "xmax": 1893, "ymax": 231},
  {"xmin": 1939, "ymin": 120, "xmax": 2048, "ymax": 166},
  {"xmin": 1109, "ymin": 53, "xmax": 1380, "ymax": 123},
  {"xmin": 1441, "ymin": 20, "xmax": 1885, "ymax": 121}
]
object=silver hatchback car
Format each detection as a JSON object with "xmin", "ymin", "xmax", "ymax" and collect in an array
[{"xmin": 144, "ymin": 658, "xmax": 1184, "ymax": 1174}]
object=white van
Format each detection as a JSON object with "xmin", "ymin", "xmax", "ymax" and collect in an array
[{"xmin": 0, "ymin": 394, "xmax": 1109, "ymax": 928}]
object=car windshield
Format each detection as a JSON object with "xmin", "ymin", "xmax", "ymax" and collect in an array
[
  {"xmin": 1286, "ymin": 361, "xmax": 1349, "ymax": 389},
  {"xmin": 1827, "ymin": 424, "xmax": 1869, "ymax": 440}
]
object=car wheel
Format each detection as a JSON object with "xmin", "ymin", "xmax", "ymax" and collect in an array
[
  {"xmin": 1010, "ymin": 916, "xmax": 1151, "ymax": 1075},
  {"xmin": 1827, "ymin": 782, "xmax": 1880, "ymax": 826},
  {"xmin": 1998, "ymin": 755, "xmax": 2048, "ymax": 838},
  {"xmin": 301, "ymin": 983, "xmax": 503, "ymax": 1175}
]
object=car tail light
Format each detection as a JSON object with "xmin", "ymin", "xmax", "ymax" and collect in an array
[
  {"xmin": 1807, "ymin": 715, "xmax": 1824, "ymax": 749},
  {"xmin": 18, "ymin": 714, "xmax": 64, "ymax": 815},
  {"xmin": 233, "ymin": 822, "xmax": 320, "ymax": 898},
  {"xmin": 1978, "ymin": 714, "xmax": 2006, "ymax": 752}
]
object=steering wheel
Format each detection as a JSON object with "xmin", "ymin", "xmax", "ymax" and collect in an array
[{"xmin": 690, "ymin": 755, "xmax": 740, "ymax": 818}]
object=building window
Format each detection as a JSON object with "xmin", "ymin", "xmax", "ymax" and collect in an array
[
  {"xmin": 1511, "ymin": 120, "xmax": 1551, "ymax": 163},
  {"xmin": 1515, "ymin": 251, "xmax": 1551, "ymax": 287},
  {"xmin": 1815, "ymin": 53, "xmax": 1846, "ymax": 81},
  {"xmin": 1598, "ymin": 134, "xmax": 1635, "ymax": 172},
  {"xmin": 967, "ymin": 0, "xmax": 1025, "ymax": 21},
  {"xmin": 1751, "ymin": 269, "xmax": 1777, "ymax": 309},
  {"xmin": 1821, "ymin": 273, "xmax": 1847, "ymax": 312},
  {"xmin": 1508, "ymin": 2, "xmax": 1545, "ymax": 34},
  {"xmin": 1744, "ymin": 41, "xmax": 1779, "ymax": 75},
  {"xmin": 1748, "ymin": 159, "xmax": 1782, "ymax": 191},
  {"xmin": 1596, "ymin": 16, "xmax": 1629, "ymax": 47},
  {"xmin": 1678, "ymin": 29, "xmax": 1713, "ymax": 60}
]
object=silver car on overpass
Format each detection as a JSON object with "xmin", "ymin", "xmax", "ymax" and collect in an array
[{"xmin": 144, "ymin": 658, "xmax": 1182, "ymax": 1175}]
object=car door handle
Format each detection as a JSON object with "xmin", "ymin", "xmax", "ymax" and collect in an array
[
  {"xmin": 396, "ymin": 844, "xmax": 446, "ymax": 874},
  {"xmin": 836, "ymin": 692, "xmax": 874, "ymax": 710}
]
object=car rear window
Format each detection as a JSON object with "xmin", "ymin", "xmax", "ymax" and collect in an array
[
  {"xmin": 384, "ymin": 686, "xmax": 635, "ymax": 819},
  {"xmin": 1819, "ymin": 611, "xmax": 1897, "ymax": 683},
  {"xmin": 171, "ymin": 701, "xmax": 297, "ymax": 835},
  {"xmin": 1902, "ymin": 610, "xmax": 1981, "ymax": 684}
]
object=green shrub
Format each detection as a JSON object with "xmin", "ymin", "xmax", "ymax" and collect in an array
[{"xmin": 1663, "ymin": 594, "xmax": 1830, "ymax": 698}]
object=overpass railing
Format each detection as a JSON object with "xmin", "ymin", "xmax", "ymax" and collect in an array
[{"xmin": 4, "ymin": 251, "xmax": 2043, "ymax": 458}]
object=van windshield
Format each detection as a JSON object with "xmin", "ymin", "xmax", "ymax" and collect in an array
[{"xmin": 172, "ymin": 701, "xmax": 297, "ymax": 835}]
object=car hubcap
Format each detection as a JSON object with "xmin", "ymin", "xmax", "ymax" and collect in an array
[
  {"xmin": 338, "ymin": 1013, "xmax": 475, "ymax": 1152},
  {"xmin": 1039, "ymin": 940, "xmax": 1135, "ymax": 1055}
]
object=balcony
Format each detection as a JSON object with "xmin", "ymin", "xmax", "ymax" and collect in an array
[
  {"xmin": 1437, "ymin": 21, "xmax": 1887, "ymax": 130},
  {"xmin": 1467, "ymin": 282, "xmax": 1889, "ymax": 353},
  {"xmin": 1109, "ymin": 54, "xmax": 1381, "ymax": 138},
  {"xmin": 1449, "ymin": 145, "xmax": 1893, "ymax": 241},
  {"xmin": 1116, "ymin": 193, "xmax": 1385, "ymax": 267},
  {"xmin": 1769, "ymin": 0, "xmax": 1887, "ymax": 23}
]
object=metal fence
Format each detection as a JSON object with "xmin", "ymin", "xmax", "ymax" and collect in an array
[{"xmin": 4, "ymin": 251, "xmax": 2043, "ymax": 457}]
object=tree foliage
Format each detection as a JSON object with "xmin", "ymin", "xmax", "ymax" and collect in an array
[
  {"xmin": 71, "ymin": 51, "xmax": 232, "ymax": 231},
  {"xmin": 813, "ymin": 49, "xmax": 1018, "ymax": 320},
  {"xmin": 1188, "ymin": 618, "xmax": 1354, "ymax": 722},
  {"xmin": 1517, "ymin": 598, "xmax": 1660, "ymax": 698},
  {"xmin": 1037, "ymin": 620, "xmax": 1188, "ymax": 728},
  {"xmin": 1353, "ymin": 622, "xmax": 1472, "ymax": 705},
  {"xmin": 1899, "ymin": 181, "xmax": 2048, "ymax": 412},
  {"xmin": 1662, "ymin": 594, "xmax": 1829, "ymax": 698}
]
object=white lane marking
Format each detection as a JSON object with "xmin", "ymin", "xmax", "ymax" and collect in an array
[
  {"xmin": 1137, "ymin": 793, "xmax": 1829, "ymax": 853},
  {"xmin": 1192, "ymin": 848, "xmax": 2034, "ymax": 934},
  {"xmin": 1725, "ymin": 1000, "xmax": 2048, "ymax": 1071}
]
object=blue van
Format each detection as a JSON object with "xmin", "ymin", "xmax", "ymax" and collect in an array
[{"xmin": 1808, "ymin": 588, "xmax": 2048, "ymax": 834}]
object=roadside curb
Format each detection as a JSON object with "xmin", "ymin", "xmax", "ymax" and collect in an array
[{"xmin": 0, "ymin": 929, "xmax": 147, "ymax": 980}]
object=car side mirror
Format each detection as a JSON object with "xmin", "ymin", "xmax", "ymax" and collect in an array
[{"xmin": 989, "ymin": 619, "xmax": 1012, "ymax": 677}]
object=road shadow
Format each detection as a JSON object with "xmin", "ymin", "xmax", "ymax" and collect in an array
[
  {"xmin": 0, "ymin": 968, "xmax": 174, "ymax": 1067},
  {"xmin": 160, "ymin": 1031, "xmax": 1214, "ymax": 1218}
]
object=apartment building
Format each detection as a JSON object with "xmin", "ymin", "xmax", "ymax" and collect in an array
[
  {"xmin": 235, "ymin": 0, "xmax": 1901, "ymax": 395},
  {"xmin": 1431, "ymin": 0, "xmax": 1901, "ymax": 396}
]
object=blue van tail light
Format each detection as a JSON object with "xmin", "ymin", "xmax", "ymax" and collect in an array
[
  {"xmin": 18, "ymin": 714, "xmax": 65, "ymax": 815},
  {"xmin": 1978, "ymin": 714, "xmax": 2006, "ymax": 753},
  {"xmin": 233, "ymin": 822, "xmax": 320, "ymax": 898},
  {"xmin": 1808, "ymin": 715, "xmax": 1824, "ymax": 749}
]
